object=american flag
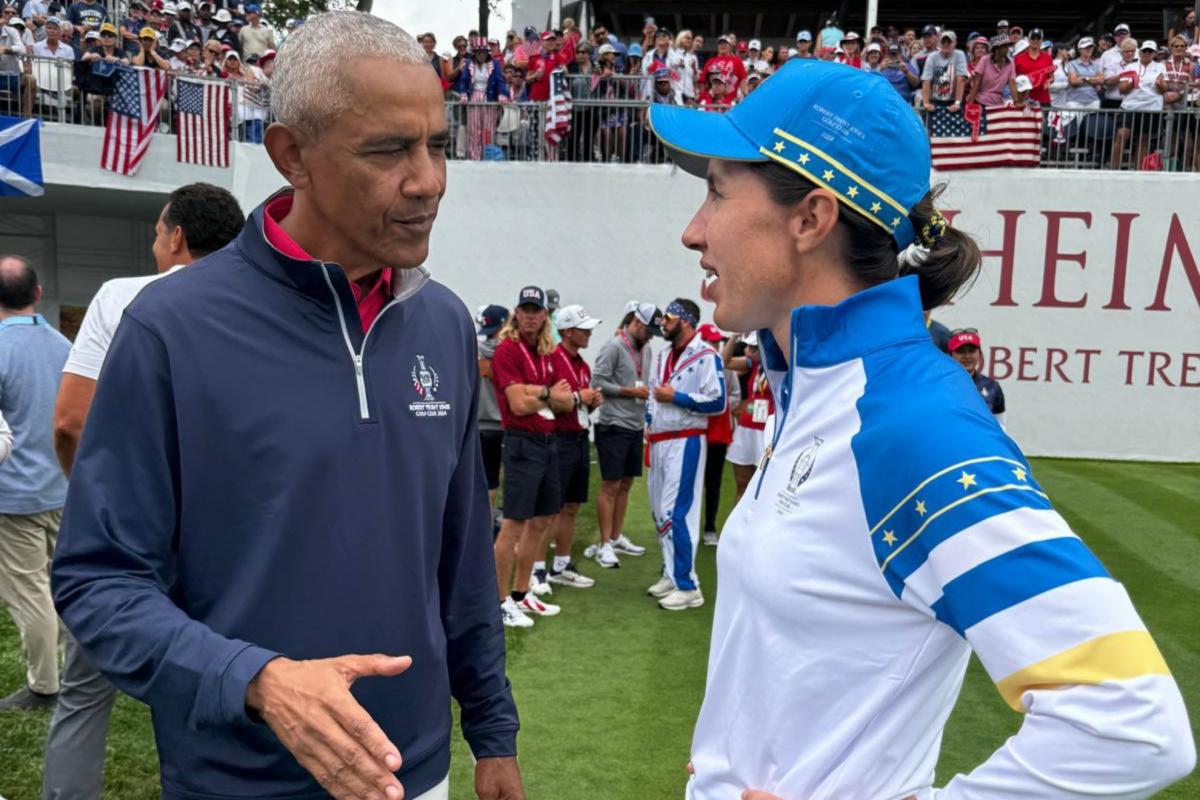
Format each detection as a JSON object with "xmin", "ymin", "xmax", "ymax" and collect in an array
[
  {"xmin": 100, "ymin": 67, "xmax": 168, "ymax": 176},
  {"xmin": 544, "ymin": 66, "xmax": 571, "ymax": 145},
  {"xmin": 176, "ymin": 78, "xmax": 230, "ymax": 168},
  {"xmin": 929, "ymin": 104, "xmax": 1042, "ymax": 171}
]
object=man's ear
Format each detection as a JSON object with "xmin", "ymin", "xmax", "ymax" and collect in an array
[
  {"xmin": 264, "ymin": 122, "xmax": 312, "ymax": 190},
  {"xmin": 169, "ymin": 223, "xmax": 186, "ymax": 256}
]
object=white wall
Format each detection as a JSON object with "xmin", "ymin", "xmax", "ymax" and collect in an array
[{"xmin": 27, "ymin": 123, "xmax": 1200, "ymax": 461}]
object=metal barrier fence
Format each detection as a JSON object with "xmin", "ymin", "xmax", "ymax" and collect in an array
[
  {"xmin": 0, "ymin": 57, "xmax": 272, "ymax": 142},
  {"xmin": 3, "ymin": 57, "xmax": 1199, "ymax": 171}
]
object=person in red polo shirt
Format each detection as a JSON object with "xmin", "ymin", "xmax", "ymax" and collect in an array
[
  {"xmin": 1014, "ymin": 28, "xmax": 1054, "ymax": 105},
  {"xmin": 539, "ymin": 305, "xmax": 603, "ymax": 592},
  {"xmin": 490, "ymin": 286, "xmax": 574, "ymax": 628}
]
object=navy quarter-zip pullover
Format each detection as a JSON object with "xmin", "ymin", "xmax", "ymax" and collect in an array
[{"xmin": 52, "ymin": 191, "xmax": 518, "ymax": 800}]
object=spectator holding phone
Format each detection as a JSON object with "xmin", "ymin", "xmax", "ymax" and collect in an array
[{"xmin": 880, "ymin": 41, "xmax": 919, "ymax": 102}]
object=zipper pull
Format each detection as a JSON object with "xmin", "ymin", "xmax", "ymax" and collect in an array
[
  {"xmin": 758, "ymin": 443, "xmax": 774, "ymax": 471},
  {"xmin": 354, "ymin": 354, "xmax": 364, "ymax": 377}
]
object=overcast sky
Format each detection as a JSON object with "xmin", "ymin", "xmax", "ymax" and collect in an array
[{"xmin": 375, "ymin": 0, "xmax": 514, "ymax": 52}]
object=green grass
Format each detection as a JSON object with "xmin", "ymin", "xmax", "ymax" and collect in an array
[{"xmin": 0, "ymin": 458, "xmax": 1196, "ymax": 799}]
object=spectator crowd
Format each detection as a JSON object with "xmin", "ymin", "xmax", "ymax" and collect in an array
[{"xmin": 418, "ymin": 10, "xmax": 1200, "ymax": 169}]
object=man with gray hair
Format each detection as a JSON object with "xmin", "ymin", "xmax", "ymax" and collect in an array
[{"xmin": 52, "ymin": 11, "xmax": 522, "ymax": 800}]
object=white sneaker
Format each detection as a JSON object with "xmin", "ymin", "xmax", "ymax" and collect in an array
[
  {"xmin": 702, "ymin": 530, "xmax": 719, "ymax": 547},
  {"xmin": 596, "ymin": 542, "xmax": 621, "ymax": 569},
  {"xmin": 647, "ymin": 576, "xmax": 675, "ymax": 598},
  {"xmin": 548, "ymin": 564, "xmax": 595, "ymax": 588},
  {"xmin": 530, "ymin": 568, "xmax": 553, "ymax": 596},
  {"xmin": 501, "ymin": 597, "xmax": 535, "ymax": 628},
  {"xmin": 659, "ymin": 588, "xmax": 704, "ymax": 611},
  {"xmin": 612, "ymin": 534, "xmax": 646, "ymax": 556},
  {"xmin": 583, "ymin": 543, "xmax": 599, "ymax": 560},
  {"xmin": 518, "ymin": 594, "xmax": 561, "ymax": 617}
]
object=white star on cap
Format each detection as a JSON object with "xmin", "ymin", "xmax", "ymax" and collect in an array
[
  {"xmin": 870, "ymin": 202, "xmax": 882, "ymax": 213},
  {"xmin": 822, "ymin": 169, "xmax": 834, "ymax": 182},
  {"xmin": 797, "ymin": 153, "xmax": 810, "ymax": 164},
  {"xmin": 847, "ymin": 186, "xmax": 859, "ymax": 198},
  {"xmin": 773, "ymin": 140, "xmax": 786, "ymax": 153}
]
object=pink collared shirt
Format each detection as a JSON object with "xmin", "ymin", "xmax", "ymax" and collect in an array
[{"xmin": 263, "ymin": 195, "xmax": 393, "ymax": 334}]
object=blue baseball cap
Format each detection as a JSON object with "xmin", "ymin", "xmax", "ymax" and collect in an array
[
  {"xmin": 628, "ymin": 43, "xmax": 643, "ymax": 57},
  {"xmin": 649, "ymin": 59, "xmax": 930, "ymax": 248}
]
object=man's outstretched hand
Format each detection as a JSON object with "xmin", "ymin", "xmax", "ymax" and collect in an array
[
  {"xmin": 475, "ymin": 756, "xmax": 525, "ymax": 799},
  {"xmin": 246, "ymin": 654, "xmax": 411, "ymax": 800}
]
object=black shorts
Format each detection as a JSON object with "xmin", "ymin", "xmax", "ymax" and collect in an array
[
  {"xmin": 501, "ymin": 430, "xmax": 562, "ymax": 520},
  {"xmin": 480, "ymin": 429, "xmax": 504, "ymax": 491},
  {"xmin": 555, "ymin": 431, "xmax": 591, "ymax": 505},
  {"xmin": 594, "ymin": 424, "xmax": 643, "ymax": 481}
]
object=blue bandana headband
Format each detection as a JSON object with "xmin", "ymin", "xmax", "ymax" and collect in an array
[{"xmin": 665, "ymin": 302, "xmax": 699, "ymax": 327}]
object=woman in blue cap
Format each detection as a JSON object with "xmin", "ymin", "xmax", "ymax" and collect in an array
[{"xmin": 649, "ymin": 59, "xmax": 1193, "ymax": 800}]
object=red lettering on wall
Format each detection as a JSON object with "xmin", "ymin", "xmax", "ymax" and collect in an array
[
  {"xmin": 1103, "ymin": 212, "xmax": 1139, "ymax": 310},
  {"xmin": 983, "ymin": 210, "xmax": 1025, "ymax": 307},
  {"xmin": 1147, "ymin": 214, "xmax": 1200, "ymax": 311},
  {"xmin": 989, "ymin": 346, "xmax": 1013, "ymax": 380},
  {"xmin": 1118, "ymin": 350, "xmax": 1145, "ymax": 385},
  {"xmin": 1044, "ymin": 348, "xmax": 1072, "ymax": 382},
  {"xmin": 1018, "ymin": 347, "xmax": 1038, "ymax": 381},
  {"xmin": 1148, "ymin": 352, "xmax": 1176, "ymax": 386},
  {"xmin": 1034, "ymin": 211, "xmax": 1091, "ymax": 308},
  {"xmin": 1182, "ymin": 353, "xmax": 1200, "ymax": 387},
  {"xmin": 1076, "ymin": 349, "xmax": 1101, "ymax": 384}
]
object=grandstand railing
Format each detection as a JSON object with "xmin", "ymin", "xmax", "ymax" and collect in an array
[{"xmin": 4, "ymin": 57, "xmax": 1199, "ymax": 172}]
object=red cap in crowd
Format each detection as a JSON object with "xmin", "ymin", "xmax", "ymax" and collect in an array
[
  {"xmin": 948, "ymin": 330, "xmax": 982, "ymax": 352},
  {"xmin": 736, "ymin": 41, "xmax": 748, "ymax": 53},
  {"xmin": 697, "ymin": 323, "xmax": 724, "ymax": 343},
  {"xmin": 539, "ymin": 30, "xmax": 554, "ymax": 41}
]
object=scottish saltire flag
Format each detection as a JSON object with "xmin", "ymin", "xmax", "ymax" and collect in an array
[
  {"xmin": 929, "ymin": 104, "xmax": 1041, "ymax": 170},
  {"xmin": 0, "ymin": 116, "xmax": 44, "ymax": 197},
  {"xmin": 176, "ymin": 78, "xmax": 230, "ymax": 168},
  {"xmin": 101, "ymin": 66, "xmax": 169, "ymax": 176}
]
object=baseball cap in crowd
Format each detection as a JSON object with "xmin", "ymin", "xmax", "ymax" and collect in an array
[
  {"xmin": 841, "ymin": 31, "xmax": 860, "ymax": 43},
  {"xmin": 99, "ymin": 21, "xmax": 118, "ymax": 34},
  {"xmin": 539, "ymin": 30, "xmax": 553, "ymax": 41},
  {"xmin": 597, "ymin": 43, "xmax": 615, "ymax": 55},
  {"xmin": 545, "ymin": 288, "xmax": 561, "ymax": 311},
  {"xmin": 1077, "ymin": 36, "xmax": 1095, "ymax": 49},
  {"xmin": 177, "ymin": 0, "xmax": 192, "ymax": 10},
  {"xmin": 260, "ymin": 48, "xmax": 276, "ymax": 64},
  {"xmin": 476, "ymin": 304, "xmax": 509, "ymax": 335},
  {"xmin": 940, "ymin": 30, "xmax": 957, "ymax": 43},
  {"xmin": 697, "ymin": 323, "xmax": 724, "ymax": 343},
  {"xmin": 1009, "ymin": 25, "xmax": 1023, "ymax": 36},
  {"xmin": 797, "ymin": 30, "xmax": 812, "ymax": 42},
  {"xmin": 1114, "ymin": 23, "xmax": 1131, "ymax": 35},
  {"xmin": 921, "ymin": 24, "xmax": 938, "ymax": 36},
  {"xmin": 8, "ymin": 17, "xmax": 24, "ymax": 28},
  {"xmin": 1140, "ymin": 39, "xmax": 1158, "ymax": 51},
  {"xmin": 139, "ymin": 27, "xmax": 157, "ymax": 39},
  {"xmin": 245, "ymin": 2, "xmax": 260, "ymax": 11},
  {"xmin": 84, "ymin": 29, "xmax": 100, "ymax": 39},
  {"xmin": 650, "ymin": 58, "xmax": 932, "ymax": 248},
  {"xmin": 996, "ymin": 19, "xmax": 1009, "ymax": 28},
  {"xmin": 865, "ymin": 42, "xmax": 881, "ymax": 54},
  {"xmin": 628, "ymin": 43, "xmax": 643, "ymax": 57},
  {"xmin": 45, "ymin": 15, "xmax": 61, "ymax": 25},
  {"xmin": 170, "ymin": 37, "xmax": 187, "ymax": 52},
  {"xmin": 633, "ymin": 302, "xmax": 663, "ymax": 336},
  {"xmin": 948, "ymin": 329, "xmax": 981, "ymax": 352},
  {"xmin": 654, "ymin": 67, "xmax": 670, "ymax": 81},
  {"xmin": 516, "ymin": 286, "xmax": 547, "ymax": 309},
  {"xmin": 736, "ymin": 41, "xmax": 748, "ymax": 53},
  {"xmin": 163, "ymin": 1, "xmax": 177, "ymax": 14},
  {"xmin": 1014, "ymin": 74, "xmax": 1033, "ymax": 92},
  {"xmin": 555, "ymin": 305, "xmax": 601, "ymax": 331},
  {"xmin": 748, "ymin": 38, "xmax": 761, "ymax": 50},
  {"xmin": 887, "ymin": 42, "xmax": 900, "ymax": 53},
  {"xmin": 1028, "ymin": 28, "xmax": 1044, "ymax": 38},
  {"xmin": 717, "ymin": 34, "xmax": 732, "ymax": 44},
  {"xmin": 214, "ymin": 7, "xmax": 230, "ymax": 21}
]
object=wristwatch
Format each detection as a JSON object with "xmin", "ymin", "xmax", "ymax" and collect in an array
[
  {"xmin": 539, "ymin": 386, "xmax": 550, "ymax": 402},
  {"xmin": 573, "ymin": 391, "xmax": 582, "ymax": 409}
]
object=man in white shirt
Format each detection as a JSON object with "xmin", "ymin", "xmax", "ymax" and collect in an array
[
  {"xmin": 32, "ymin": 17, "xmax": 73, "ymax": 60},
  {"xmin": 1098, "ymin": 23, "xmax": 1133, "ymax": 104},
  {"xmin": 43, "ymin": 183, "xmax": 244, "ymax": 800},
  {"xmin": 1111, "ymin": 40, "xmax": 1166, "ymax": 169}
]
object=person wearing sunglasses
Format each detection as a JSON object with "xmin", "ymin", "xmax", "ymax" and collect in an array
[
  {"xmin": 947, "ymin": 328, "xmax": 1006, "ymax": 427},
  {"xmin": 649, "ymin": 58, "xmax": 1193, "ymax": 800}
]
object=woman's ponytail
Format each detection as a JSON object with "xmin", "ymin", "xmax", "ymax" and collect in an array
[{"xmin": 902, "ymin": 186, "xmax": 982, "ymax": 309}]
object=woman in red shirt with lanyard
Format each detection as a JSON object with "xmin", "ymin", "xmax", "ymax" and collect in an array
[
  {"xmin": 490, "ymin": 286, "xmax": 575, "ymax": 628},
  {"xmin": 723, "ymin": 332, "xmax": 773, "ymax": 502},
  {"xmin": 541, "ymin": 305, "xmax": 603, "ymax": 592}
]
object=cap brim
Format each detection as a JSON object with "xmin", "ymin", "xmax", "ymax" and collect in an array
[{"xmin": 649, "ymin": 103, "xmax": 765, "ymax": 178}]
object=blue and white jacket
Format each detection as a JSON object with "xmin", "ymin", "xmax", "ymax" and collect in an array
[
  {"xmin": 646, "ymin": 334, "xmax": 726, "ymax": 435},
  {"xmin": 52, "ymin": 192, "xmax": 518, "ymax": 800},
  {"xmin": 688, "ymin": 277, "xmax": 1193, "ymax": 800}
]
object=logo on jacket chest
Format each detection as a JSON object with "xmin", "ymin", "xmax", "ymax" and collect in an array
[
  {"xmin": 409, "ymin": 355, "xmax": 451, "ymax": 418},
  {"xmin": 775, "ymin": 435, "xmax": 824, "ymax": 515}
]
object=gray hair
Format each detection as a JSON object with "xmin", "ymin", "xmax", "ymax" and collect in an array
[{"xmin": 272, "ymin": 11, "xmax": 427, "ymax": 137}]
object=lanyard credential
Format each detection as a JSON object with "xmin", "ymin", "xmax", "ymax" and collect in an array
[
  {"xmin": 517, "ymin": 340, "xmax": 547, "ymax": 385},
  {"xmin": 557, "ymin": 349, "xmax": 588, "ymax": 388},
  {"xmin": 619, "ymin": 332, "xmax": 643, "ymax": 380}
]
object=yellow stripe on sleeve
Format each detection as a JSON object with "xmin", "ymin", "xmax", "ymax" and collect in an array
[{"xmin": 994, "ymin": 630, "xmax": 1171, "ymax": 712}]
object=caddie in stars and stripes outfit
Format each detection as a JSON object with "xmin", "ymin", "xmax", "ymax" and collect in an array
[
  {"xmin": 649, "ymin": 58, "xmax": 1193, "ymax": 800},
  {"xmin": 645, "ymin": 299, "xmax": 726, "ymax": 612}
]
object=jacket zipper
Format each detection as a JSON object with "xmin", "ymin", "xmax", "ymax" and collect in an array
[
  {"xmin": 319, "ymin": 266, "xmax": 400, "ymax": 421},
  {"xmin": 752, "ymin": 326, "xmax": 797, "ymax": 500}
]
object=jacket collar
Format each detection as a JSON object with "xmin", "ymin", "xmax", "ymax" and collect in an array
[
  {"xmin": 237, "ymin": 188, "xmax": 430, "ymax": 303},
  {"xmin": 758, "ymin": 276, "xmax": 929, "ymax": 370}
]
